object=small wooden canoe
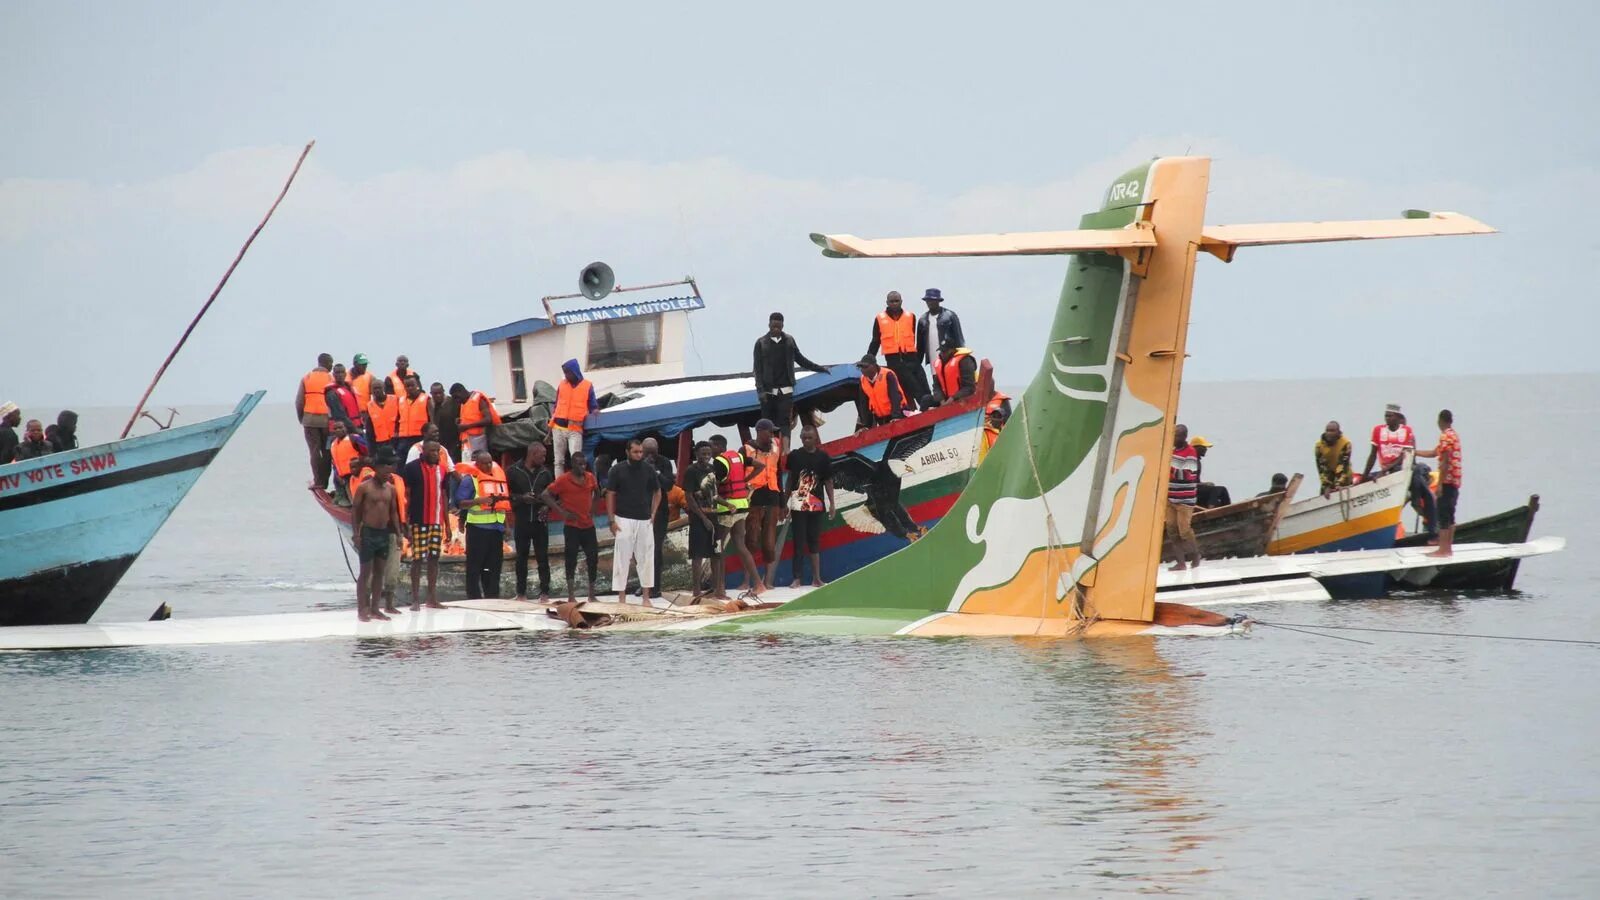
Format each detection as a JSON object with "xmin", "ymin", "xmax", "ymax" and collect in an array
[{"xmin": 1165, "ymin": 474, "xmax": 1302, "ymax": 562}]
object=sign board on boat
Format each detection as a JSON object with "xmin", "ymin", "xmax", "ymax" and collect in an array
[{"xmin": 552, "ymin": 295, "xmax": 704, "ymax": 326}]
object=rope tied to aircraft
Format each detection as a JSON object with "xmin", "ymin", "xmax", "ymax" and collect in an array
[{"xmin": 1255, "ymin": 620, "xmax": 1600, "ymax": 647}]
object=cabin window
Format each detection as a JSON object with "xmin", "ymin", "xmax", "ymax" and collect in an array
[
  {"xmin": 587, "ymin": 314, "xmax": 662, "ymax": 370},
  {"xmin": 508, "ymin": 338, "xmax": 527, "ymax": 403}
]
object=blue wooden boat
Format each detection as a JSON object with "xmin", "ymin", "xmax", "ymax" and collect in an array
[{"xmin": 0, "ymin": 392, "xmax": 264, "ymax": 626}]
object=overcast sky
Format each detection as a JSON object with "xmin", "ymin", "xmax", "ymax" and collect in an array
[{"xmin": 4, "ymin": 1, "xmax": 1597, "ymax": 410}]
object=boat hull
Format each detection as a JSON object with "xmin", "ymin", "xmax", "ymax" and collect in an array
[
  {"xmin": 0, "ymin": 392, "xmax": 265, "ymax": 626},
  {"xmin": 1266, "ymin": 465, "xmax": 1411, "ymax": 598},
  {"xmin": 1390, "ymin": 495, "xmax": 1539, "ymax": 590}
]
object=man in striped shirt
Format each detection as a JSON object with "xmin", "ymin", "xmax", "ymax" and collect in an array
[{"xmin": 1166, "ymin": 424, "xmax": 1202, "ymax": 571}]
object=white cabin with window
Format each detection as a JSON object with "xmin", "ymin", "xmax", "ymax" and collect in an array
[{"xmin": 470, "ymin": 293, "xmax": 704, "ymax": 406}]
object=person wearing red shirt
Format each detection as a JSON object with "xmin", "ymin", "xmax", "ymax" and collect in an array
[
  {"xmin": 1415, "ymin": 409, "xmax": 1463, "ymax": 558},
  {"xmin": 1166, "ymin": 424, "xmax": 1202, "ymax": 571},
  {"xmin": 542, "ymin": 450, "xmax": 601, "ymax": 602}
]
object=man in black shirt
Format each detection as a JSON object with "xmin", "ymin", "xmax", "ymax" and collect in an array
[
  {"xmin": 785, "ymin": 427, "xmax": 835, "ymax": 588},
  {"xmin": 606, "ymin": 439, "xmax": 661, "ymax": 605},
  {"xmin": 641, "ymin": 437, "xmax": 676, "ymax": 600},
  {"xmin": 0, "ymin": 401, "xmax": 20, "ymax": 464},
  {"xmin": 682, "ymin": 441, "xmax": 725, "ymax": 602},
  {"xmin": 507, "ymin": 442, "xmax": 555, "ymax": 602},
  {"xmin": 752, "ymin": 312, "xmax": 829, "ymax": 435}
]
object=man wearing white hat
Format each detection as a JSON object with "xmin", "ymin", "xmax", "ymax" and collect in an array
[{"xmin": 0, "ymin": 402, "xmax": 20, "ymax": 465}]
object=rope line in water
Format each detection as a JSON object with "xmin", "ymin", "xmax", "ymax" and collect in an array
[
  {"xmin": 1255, "ymin": 622, "xmax": 1374, "ymax": 645},
  {"xmin": 1256, "ymin": 620, "xmax": 1600, "ymax": 647}
]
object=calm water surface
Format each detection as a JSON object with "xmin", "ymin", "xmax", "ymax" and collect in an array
[{"xmin": 3, "ymin": 374, "xmax": 1596, "ymax": 896}]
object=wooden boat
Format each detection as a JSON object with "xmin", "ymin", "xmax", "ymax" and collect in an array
[
  {"xmin": 1166, "ymin": 474, "xmax": 1301, "ymax": 562},
  {"xmin": 1390, "ymin": 495, "xmax": 1540, "ymax": 590}
]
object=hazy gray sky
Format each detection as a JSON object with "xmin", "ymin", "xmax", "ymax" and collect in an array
[{"xmin": 4, "ymin": 1, "xmax": 1597, "ymax": 409}]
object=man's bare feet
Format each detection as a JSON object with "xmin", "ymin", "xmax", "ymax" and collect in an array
[
  {"xmin": 1170, "ymin": 562, "xmax": 1189, "ymax": 571},
  {"xmin": 537, "ymin": 594, "xmax": 550, "ymax": 603},
  {"xmin": 410, "ymin": 602, "xmax": 422, "ymax": 611},
  {"xmin": 811, "ymin": 579, "xmax": 826, "ymax": 587},
  {"xmin": 358, "ymin": 610, "xmax": 372, "ymax": 622},
  {"xmin": 370, "ymin": 609, "xmax": 391, "ymax": 621},
  {"xmin": 1424, "ymin": 549, "xmax": 1453, "ymax": 558},
  {"xmin": 382, "ymin": 605, "xmax": 402, "ymax": 616},
  {"xmin": 513, "ymin": 594, "xmax": 528, "ymax": 603},
  {"xmin": 424, "ymin": 600, "xmax": 447, "ymax": 609}
]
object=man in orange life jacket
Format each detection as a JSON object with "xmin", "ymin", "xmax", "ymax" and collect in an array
[
  {"xmin": 451, "ymin": 382, "xmax": 503, "ymax": 459},
  {"xmin": 395, "ymin": 375, "xmax": 433, "ymax": 463},
  {"xmin": 550, "ymin": 359, "xmax": 597, "ymax": 477},
  {"xmin": 387, "ymin": 354, "xmax": 419, "ymax": 398},
  {"xmin": 328, "ymin": 419, "xmax": 364, "ymax": 506},
  {"xmin": 867, "ymin": 291, "xmax": 929, "ymax": 412},
  {"xmin": 930, "ymin": 339, "xmax": 977, "ymax": 407},
  {"xmin": 365, "ymin": 379, "xmax": 401, "ymax": 454},
  {"xmin": 348, "ymin": 353, "xmax": 375, "ymax": 408},
  {"xmin": 455, "ymin": 448, "xmax": 510, "ymax": 599},
  {"xmin": 296, "ymin": 352, "xmax": 336, "ymax": 492},
  {"xmin": 709, "ymin": 433, "xmax": 766, "ymax": 597},
  {"xmin": 854, "ymin": 355, "xmax": 906, "ymax": 432}
]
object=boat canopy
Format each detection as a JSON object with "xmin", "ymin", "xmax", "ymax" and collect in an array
[{"xmin": 584, "ymin": 364, "xmax": 860, "ymax": 448}]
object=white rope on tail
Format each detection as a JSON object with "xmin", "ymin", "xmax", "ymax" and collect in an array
[{"xmin": 1016, "ymin": 398, "xmax": 1075, "ymax": 635}]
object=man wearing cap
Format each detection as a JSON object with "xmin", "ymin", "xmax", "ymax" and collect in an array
[
  {"xmin": 0, "ymin": 402, "xmax": 21, "ymax": 464},
  {"xmin": 349, "ymin": 354, "xmax": 375, "ymax": 408},
  {"xmin": 1314, "ymin": 422, "xmax": 1353, "ymax": 498},
  {"xmin": 854, "ymin": 355, "xmax": 907, "ymax": 432},
  {"xmin": 868, "ymin": 291, "xmax": 929, "ymax": 412},
  {"xmin": 1189, "ymin": 436, "xmax": 1231, "ymax": 508},
  {"xmin": 915, "ymin": 289, "xmax": 965, "ymax": 390},
  {"xmin": 752, "ymin": 312, "xmax": 829, "ymax": 435},
  {"xmin": 1363, "ymin": 402, "xmax": 1435, "ymax": 535}
]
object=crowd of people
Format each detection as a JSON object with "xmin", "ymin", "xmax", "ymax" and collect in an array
[
  {"xmin": 0, "ymin": 403, "xmax": 79, "ymax": 464},
  {"xmin": 303, "ymin": 286, "xmax": 1018, "ymax": 619}
]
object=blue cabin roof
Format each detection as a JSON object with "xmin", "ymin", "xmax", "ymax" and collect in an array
[{"xmin": 581, "ymin": 364, "xmax": 860, "ymax": 448}]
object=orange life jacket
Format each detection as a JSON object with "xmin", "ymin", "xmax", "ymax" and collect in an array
[
  {"xmin": 860, "ymin": 372, "xmax": 895, "ymax": 418},
  {"xmin": 330, "ymin": 436, "xmax": 360, "ymax": 478},
  {"xmin": 398, "ymin": 392, "xmax": 431, "ymax": 438},
  {"xmin": 550, "ymin": 378, "xmax": 594, "ymax": 432},
  {"xmin": 387, "ymin": 369, "xmax": 415, "ymax": 398},
  {"xmin": 459, "ymin": 391, "xmax": 503, "ymax": 438},
  {"xmin": 301, "ymin": 369, "xmax": 331, "ymax": 416},
  {"xmin": 367, "ymin": 397, "xmax": 400, "ymax": 443},
  {"xmin": 934, "ymin": 348, "xmax": 974, "ymax": 400},
  {"xmin": 349, "ymin": 371, "xmax": 373, "ymax": 408},
  {"xmin": 719, "ymin": 450, "xmax": 749, "ymax": 506},
  {"xmin": 985, "ymin": 391, "xmax": 1010, "ymax": 417},
  {"xmin": 980, "ymin": 424, "xmax": 1000, "ymax": 463},
  {"xmin": 876, "ymin": 310, "xmax": 917, "ymax": 355},
  {"xmin": 464, "ymin": 462, "xmax": 510, "ymax": 525},
  {"xmin": 746, "ymin": 441, "xmax": 781, "ymax": 492}
]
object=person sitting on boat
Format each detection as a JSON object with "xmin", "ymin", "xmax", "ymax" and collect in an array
[
  {"xmin": 45, "ymin": 410, "xmax": 78, "ymax": 453},
  {"xmin": 0, "ymin": 401, "xmax": 20, "ymax": 464},
  {"xmin": 296, "ymin": 352, "xmax": 335, "ymax": 493},
  {"xmin": 854, "ymin": 355, "xmax": 907, "ymax": 432},
  {"xmin": 867, "ymin": 291, "xmax": 930, "ymax": 412},
  {"xmin": 1315, "ymin": 421, "xmax": 1354, "ymax": 497},
  {"xmin": 328, "ymin": 419, "xmax": 363, "ymax": 506},
  {"xmin": 550, "ymin": 359, "xmax": 597, "ymax": 478},
  {"xmin": 1257, "ymin": 472, "xmax": 1291, "ymax": 497},
  {"xmin": 1189, "ymin": 436, "xmax": 1231, "ymax": 508},
  {"xmin": 753, "ymin": 312, "xmax": 830, "ymax": 436},
  {"xmin": 1362, "ymin": 403, "xmax": 1436, "ymax": 536},
  {"xmin": 929, "ymin": 340, "xmax": 977, "ymax": 407},
  {"xmin": 14, "ymin": 419, "xmax": 53, "ymax": 460},
  {"xmin": 1166, "ymin": 424, "xmax": 1202, "ymax": 571}
]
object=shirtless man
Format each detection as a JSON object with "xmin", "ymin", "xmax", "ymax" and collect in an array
[{"xmin": 352, "ymin": 448, "xmax": 402, "ymax": 621}]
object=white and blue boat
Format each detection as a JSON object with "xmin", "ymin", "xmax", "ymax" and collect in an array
[{"xmin": 0, "ymin": 391, "xmax": 264, "ymax": 626}]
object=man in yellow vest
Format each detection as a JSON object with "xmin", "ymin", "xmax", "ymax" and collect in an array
[
  {"xmin": 550, "ymin": 359, "xmax": 597, "ymax": 477},
  {"xmin": 867, "ymin": 291, "xmax": 929, "ymax": 412},
  {"xmin": 454, "ymin": 448, "xmax": 510, "ymax": 599}
]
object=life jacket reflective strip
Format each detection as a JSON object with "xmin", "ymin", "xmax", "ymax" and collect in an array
[
  {"xmin": 460, "ymin": 392, "xmax": 503, "ymax": 438},
  {"xmin": 985, "ymin": 391, "xmax": 1010, "ymax": 417},
  {"xmin": 860, "ymin": 373, "xmax": 894, "ymax": 418},
  {"xmin": 719, "ymin": 450, "xmax": 749, "ymax": 508},
  {"xmin": 367, "ymin": 398, "xmax": 400, "ymax": 442},
  {"xmin": 349, "ymin": 372, "xmax": 373, "ymax": 408},
  {"xmin": 398, "ymin": 393, "xmax": 431, "ymax": 438},
  {"xmin": 301, "ymin": 370, "xmax": 332, "ymax": 416},
  {"xmin": 330, "ymin": 436, "xmax": 360, "ymax": 478},
  {"xmin": 551, "ymin": 379, "xmax": 594, "ymax": 432},
  {"xmin": 465, "ymin": 463, "xmax": 510, "ymax": 525},
  {"xmin": 876, "ymin": 310, "xmax": 917, "ymax": 355},
  {"xmin": 746, "ymin": 442, "xmax": 781, "ymax": 492},
  {"xmin": 934, "ymin": 348, "xmax": 974, "ymax": 399}
]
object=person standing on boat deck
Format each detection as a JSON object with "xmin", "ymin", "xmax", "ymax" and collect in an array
[
  {"xmin": 854, "ymin": 355, "xmax": 907, "ymax": 432},
  {"xmin": 325, "ymin": 364, "xmax": 361, "ymax": 437},
  {"xmin": 428, "ymin": 382, "xmax": 461, "ymax": 463},
  {"xmin": 641, "ymin": 437, "xmax": 676, "ymax": 600},
  {"xmin": 348, "ymin": 353, "xmax": 375, "ymax": 409},
  {"xmin": 606, "ymin": 439, "xmax": 661, "ymax": 605},
  {"xmin": 455, "ymin": 448, "xmax": 510, "ymax": 599},
  {"xmin": 543, "ymin": 450, "xmax": 601, "ymax": 602},
  {"xmin": 45, "ymin": 410, "xmax": 78, "ymax": 453},
  {"xmin": 1415, "ymin": 409, "xmax": 1463, "ymax": 558},
  {"xmin": 916, "ymin": 289, "xmax": 965, "ymax": 391},
  {"xmin": 868, "ymin": 291, "xmax": 929, "ymax": 412},
  {"xmin": 710, "ymin": 433, "xmax": 766, "ymax": 597},
  {"xmin": 1166, "ymin": 424, "xmax": 1202, "ymax": 571},
  {"xmin": 364, "ymin": 379, "xmax": 401, "ymax": 456},
  {"xmin": 401, "ymin": 439, "xmax": 453, "ymax": 610},
  {"xmin": 508, "ymin": 442, "xmax": 555, "ymax": 602},
  {"xmin": 683, "ymin": 441, "xmax": 726, "ymax": 603},
  {"xmin": 753, "ymin": 312, "xmax": 829, "ymax": 437},
  {"xmin": 550, "ymin": 359, "xmax": 597, "ymax": 477},
  {"xmin": 387, "ymin": 355, "xmax": 419, "ymax": 399},
  {"xmin": 930, "ymin": 340, "xmax": 977, "ymax": 407},
  {"xmin": 1315, "ymin": 421, "xmax": 1354, "ymax": 497},
  {"xmin": 351, "ymin": 447, "xmax": 402, "ymax": 622},
  {"xmin": 785, "ymin": 426, "xmax": 835, "ymax": 588},
  {"xmin": 296, "ymin": 353, "xmax": 335, "ymax": 492},
  {"xmin": 395, "ymin": 376, "xmax": 433, "ymax": 464},
  {"xmin": 451, "ymin": 382, "xmax": 501, "ymax": 459},
  {"xmin": 1362, "ymin": 403, "xmax": 1435, "ymax": 536},
  {"xmin": 15, "ymin": 420, "xmax": 53, "ymax": 460},
  {"xmin": 0, "ymin": 402, "xmax": 20, "ymax": 464}
]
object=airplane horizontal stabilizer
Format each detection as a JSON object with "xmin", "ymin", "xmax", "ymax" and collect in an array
[
  {"xmin": 1199, "ymin": 211, "xmax": 1495, "ymax": 261},
  {"xmin": 809, "ymin": 226, "xmax": 1156, "ymax": 258}
]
